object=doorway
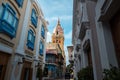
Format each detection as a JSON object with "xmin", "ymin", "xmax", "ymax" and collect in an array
[
  {"xmin": 110, "ymin": 10, "xmax": 120, "ymax": 67},
  {"xmin": 0, "ymin": 52, "xmax": 10, "ymax": 80},
  {"xmin": 20, "ymin": 61, "xmax": 33, "ymax": 80}
]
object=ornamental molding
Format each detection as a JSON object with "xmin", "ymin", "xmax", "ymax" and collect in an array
[
  {"xmin": 25, "ymin": 49, "xmax": 34, "ymax": 56},
  {"xmin": 0, "ymin": 37, "xmax": 14, "ymax": 47},
  {"xmin": 101, "ymin": 0, "xmax": 112, "ymax": 15},
  {"xmin": 76, "ymin": 44, "xmax": 81, "ymax": 52},
  {"xmin": 83, "ymin": 39, "xmax": 90, "ymax": 51},
  {"xmin": 79, "ymin": 21, "xmax": 89, "ymax": 40},
  {"xmin": 38, "ymin": 55, "xmax": 43, "ymax": 60}
]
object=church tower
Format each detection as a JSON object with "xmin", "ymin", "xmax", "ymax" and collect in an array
[
  {"xmin": 52, "ymin": 19, "xmax": 64, "ymax": 51},
  {"xmin": 51, "ymin": 19, "xmax": 66, "ymax": 76}
]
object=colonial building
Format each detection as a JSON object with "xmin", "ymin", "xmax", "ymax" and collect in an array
[
  {"xmin": 45, "ymin": 42, "xmax": 63, "ymax": 79},
  {"xmin": 45, "ymin": 19, "xmax": 66, "ymax": 79},
  {"xmin": 72, "ymin": 0, "xmax": 120, "ymax": 80},
  {"xmin": 0, "ymin": 0, "xmax": 48, "ymax": 80},
  {"xmin": 67, "ymin": 46, "xmax": 74, "ymax": 79}
]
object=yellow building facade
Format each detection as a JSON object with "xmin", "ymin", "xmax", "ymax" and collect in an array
[{"xmin": 0, "ymin": 0, "xmax": 48, "ymax": 80}]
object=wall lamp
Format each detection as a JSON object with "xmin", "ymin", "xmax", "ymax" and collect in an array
[
  {"xmin": 35, "ymin": 62, "xmax": 46, "ymax": 67},
  {"xmin": 18, "ymin": 57, "xmax": 25, "ymax": 64},
  {"xmin": 35, "ymin": 62, "xmax": 42, "ymax": 67}
]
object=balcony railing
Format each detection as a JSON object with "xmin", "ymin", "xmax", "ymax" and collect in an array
[{"xmin": 46, "ymin": 60, "xmax": 58, "ymax": 64}]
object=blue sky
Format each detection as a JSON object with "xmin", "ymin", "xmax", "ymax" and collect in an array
[{"xmin": 38, "ymin": 0, "xmax": 73, "ymax": 65}]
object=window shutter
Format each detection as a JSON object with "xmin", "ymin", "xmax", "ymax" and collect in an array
[
  {"xmin": 27, "ymin": 30, "xmax": 30, "ymax": 41},
  {"xmin": 42, "ymin": 44, "xmax": 44, "ymax": 53},
  {"xmin": 33, "ymin": 35, "xmax": 35, "ymax": 44},
  {"xmin": 0, "ymin": 3, "xmax": 18, "ymax": 38},
  {"xmin": 0, "ymin": 6, "xmax": 3, "ymax": 18},
  {"xmin": 15, "ymin": 0, "xmax": 24, "ymax": 7}
]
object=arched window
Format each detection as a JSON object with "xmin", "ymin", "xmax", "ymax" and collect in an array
[
  {"xmin": 27, "ymin": 29, "xmax": 35, "ymax": 50},
  {"xmin": 0, "ymin": 3, "xmax": 18, "ymax": 38},
  {"xmin": 31, "ymin": 9, "xmax": 38, "ymax": 28}
]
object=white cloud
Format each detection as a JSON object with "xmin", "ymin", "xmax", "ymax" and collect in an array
[
  {"xmin": 46, "ymin": 15, "xmax": 72, "ymax": 22},
  {"xmin": 65, "ymin": 30, "xmax": 72, "ymax": 40},
  {"xmin": 64, "ymin": 31, "xmax": 73, "ymax": 66},
  {"xmin": 60, "ymin": 15, "xmax": 72, "ymax": 20},
  {"xmin": 47, "ymin": 32, "xmax": 52, "ymax": 42},
  {"xmin": 64, "ymin": 45, "xmax": 70, "ymax": 66}
]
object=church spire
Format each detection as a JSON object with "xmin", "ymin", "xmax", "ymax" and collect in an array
[
  {"xmin": 58, "ymin": 18, "xmax": 60, "ymax": 25},
  {"xmin": 53, "ymin": 18, "xmax": 63, "ymax": 34},
  {"xmin": 52, "ymin": 19, "xmax": 64, "ymax": 51}
]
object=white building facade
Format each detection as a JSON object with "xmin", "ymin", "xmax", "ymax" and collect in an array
[
  {"xmin": 72, "ymin": 0, "xmax": 120, "ymax": 80},
  {"xmin": 0, "ymin": 0, "xmax": 48, "ymax": 80}
]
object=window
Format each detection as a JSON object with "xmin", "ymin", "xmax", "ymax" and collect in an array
[
  {"xmin": 0, "ymin": 3, "xmax": 18, "ymax": 38},
  {"xmin": 41, "ymin": 25, "xmax": 45, "ymax": 39},
  {"xmin": 59, "ymin": 41, "xmax": 61, "ymax": 43},
  {"xmin": 31, "ymin": 9, "xmax": 38, "ymax": 28},
  {"xmin": 56, "ymin": 40, "xmax": 58, "ymax": 43},
  {"xmin": 39, "ymin": 40, "xmax": 44, "ymax": 56},
  {"xmin": 56, "ymin": 31, "xmax": 58, "ymax": 35},
  {"xmin": 0, "ymin": 6, "xmax": 3, "ymax": 18},
  {"xmin": 24, "ymin": 68, "xmax": 30, "ymax": 80},
  {"xmin": 15, "ymin": 0, "xmax": 24, "ymax": 7},
  {"xmin": 27, "ymin": 29, "xmax": 35, "ymax": 50}
]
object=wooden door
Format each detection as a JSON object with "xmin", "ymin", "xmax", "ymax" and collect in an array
[
  {"xmin": 20, "ymin": 61, "xmax": 32, "ymax": 80},
  {"xmin": 0, "ymin": 52, "xmax": 10, "ymax": 80},
  {"xmin": 110, "ymin": 10, "xmax": 120, "ymax": 67},
  {"xmin": 87, "ymin": 47, "xmax": 92, "ymax": 67},
  {"xmin": 28, "ymin": 68, "xmax": 33, "ymax": 80}
]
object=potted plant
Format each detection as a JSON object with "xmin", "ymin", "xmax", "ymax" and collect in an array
[
  {"xmin": 36, "ymin": 67, "xmax": 42, "ymax": 80},
  {"xmin": 77, "ymin": 66, "xmax": 94, "ymax": 80},
  {"xmin": 103, "ymin": 65, "xmax": 120, "ymax": 80}
]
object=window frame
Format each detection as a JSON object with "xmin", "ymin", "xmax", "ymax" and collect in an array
[
  {"xmin": 0, "ymin": 3, "xmax": 18, "ymax": 38},
  {"xmin": 31, "ymin": 9, "xmax": 38, "ymax": 28},
  {"xmin": 41, "ymin": 25, "xmax": 45, "ymax": 39},
  {"xmin": 27, "ymin": 29, "xmax": 35, "ymax": 50}
]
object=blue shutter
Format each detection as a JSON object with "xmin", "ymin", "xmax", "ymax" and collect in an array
[
  {"xmin": 42, "ymin": 44, "xmax": 44, "ymax": 54},
  {"xmin": 15, "ymin": 0, "xmax": 24, "ymax": 7},
  {"xmin": 0, "ymin": 6, "xmax": 3, "ymax": 18},
  {"xmin": 31, "ymin": 9, "xmax": 37, "ymax": 28},
  {"xmin": 41, "ymin": 26, "xmax": 45, "ymax": 39},
  {"xmin": 0, "ymin": 3, "xmax": 18, "ymax": 38},
  {"xmin": 27, "ymin": 30, "xmax": 35, "ymax": 51},
  {"xmin": 31, "ymin": 9, "xmax": 34, "ymax": 18},
  {"xmin": 27, "ymin": 30, "xmax": 30, "ymax": 41},
  {"xmin": 33, "ymin": 35, "xmax": 35, "ymax": 44}
]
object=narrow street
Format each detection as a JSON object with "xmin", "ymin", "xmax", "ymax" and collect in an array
[{"xmin": 1, "ymin": 0, "xmax": 120, "ymax": 80}]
